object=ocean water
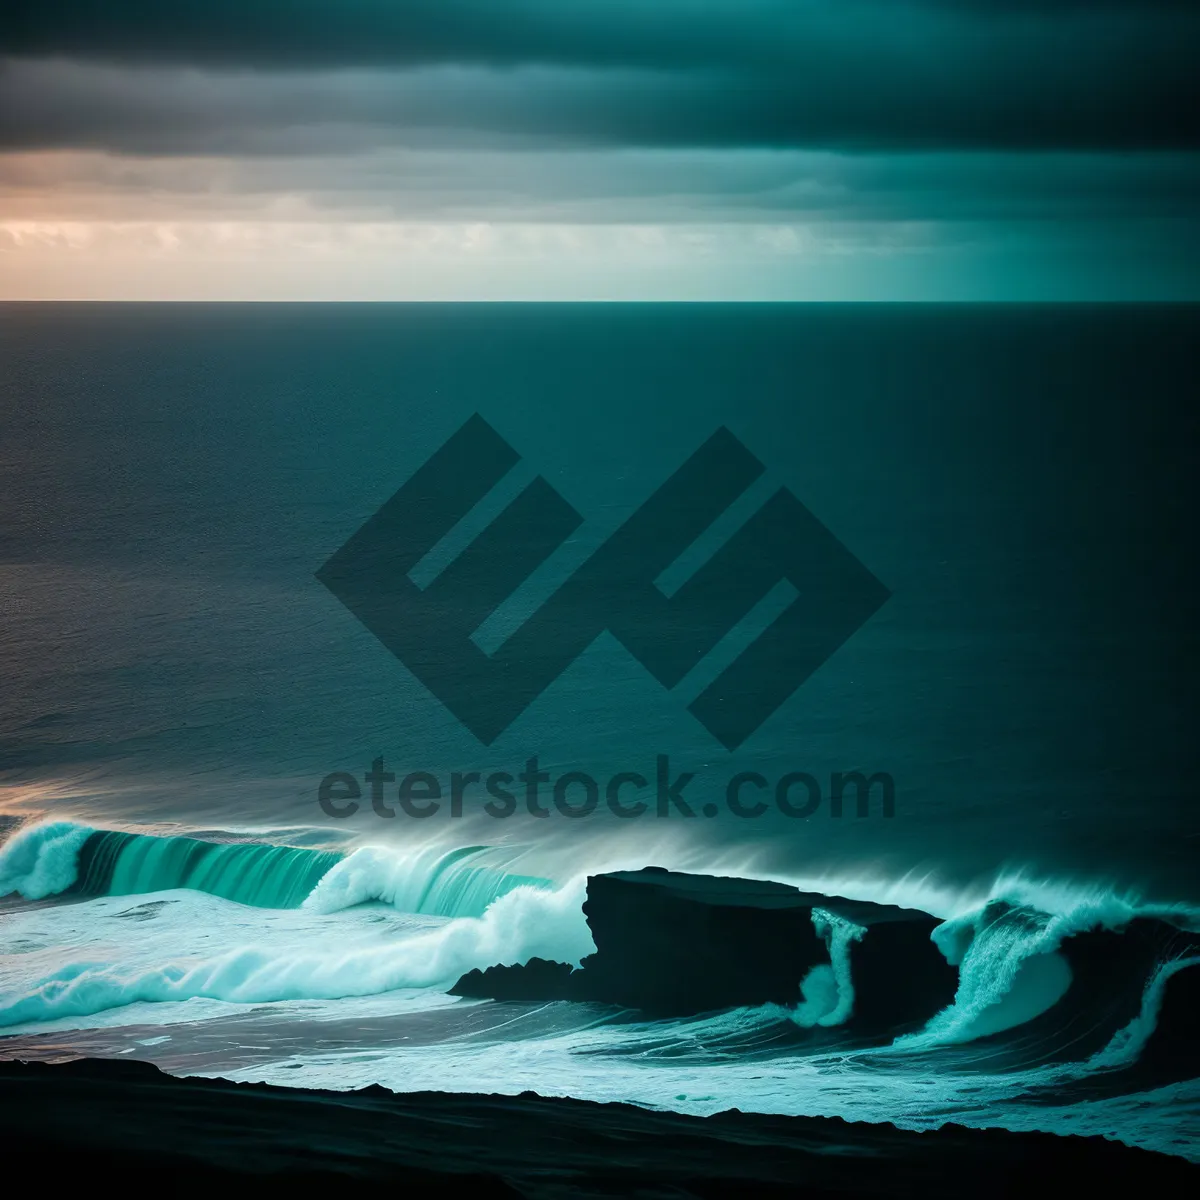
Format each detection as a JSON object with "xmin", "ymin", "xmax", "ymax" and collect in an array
[{"xmin": 1, "ymin": 304, "xmax": 1197, "ymax": 1159}]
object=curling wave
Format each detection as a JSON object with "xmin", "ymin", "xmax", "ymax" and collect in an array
[{"xmin": 0, "ymin": 822, "xmax": 550, "ymax": 917}]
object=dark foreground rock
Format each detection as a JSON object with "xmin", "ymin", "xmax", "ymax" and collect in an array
[
  {"xmin": 454, "ymin": 867, "xmax": 958, "ymax": 1028},
  {"xmin": 452, "ymin": 955, "xmax": 577, "ymax": 1002},
  {"xmin": 0, "ymin": 1056, "xmax": 1194, "ymax": 1198}
]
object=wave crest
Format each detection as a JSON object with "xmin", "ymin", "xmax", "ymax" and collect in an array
[{"xmin": 0, "ymin": 821, "xmax": 94, "ymax": 901}]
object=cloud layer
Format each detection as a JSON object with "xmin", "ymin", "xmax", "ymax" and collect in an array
[
  {"xmin": 1, "ymin": 1, "xmax": 1197, "ymax": 297},
  {"xmin": 4, "ymin": 0, "xmax": 1199, "ymax": 152}
]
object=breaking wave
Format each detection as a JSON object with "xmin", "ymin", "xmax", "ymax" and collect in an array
[
  {"xmin": 0, "ymin": 821, "xmax": 549, "ymax": 917},
  {"xmin": 1, "ymin": 820, "xmax": 1198, "ymax": 1092}
]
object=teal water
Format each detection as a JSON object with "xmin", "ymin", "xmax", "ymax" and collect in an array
[
  {"xmin": 55, "ymin": 828, "xmax": 551, "ymax": 915},
  {"xmin": 1, "ymin": 304, "xmax": 1196, "ymax": 894},
  {"xmin": 0, "ymin": 305, "xmax": 1196, "ymax": 1162},
  {"xmin": 72, "ymin": 831, "xmax": 343, "ymax": 909}
]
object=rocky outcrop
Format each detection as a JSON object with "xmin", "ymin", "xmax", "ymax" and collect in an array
[
  {"xmin": 452, "ymin": 866, "xmax": 959, "ymax": 1029},
  {"xmin": 451, "ymin": 957, "xmax": 576, "ymax": 1002}
]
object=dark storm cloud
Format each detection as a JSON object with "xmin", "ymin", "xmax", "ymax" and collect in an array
[
  {"xmin": 3, "ymin": 1, "xmax": 1195, "ymax": 69},
  {"xmin": 3, "ymin": 0, "xmax": 779, "ymax": 69},
  {"xmin": 2, "ymin": 1, "xmax": 1198, "ymax": 151}
]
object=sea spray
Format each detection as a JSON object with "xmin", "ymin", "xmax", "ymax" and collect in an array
[
  {"xmin": 0, "ymin": 821, "xmax": 93, "ymax": 900},
  {"xmin": 0, "ymin": 874, "xmax": 595, "ymax": 1029},
  {"xmin": 893, "ymin": 901, "xmax": 1076, "ymax": 1046},
  {"xmin": 303, "ymin": 844, "xmax": 552, "ymax": 917},
  {"xmin": 793, "ymin": 907, "xmax": 866, "ymax": 1027}
]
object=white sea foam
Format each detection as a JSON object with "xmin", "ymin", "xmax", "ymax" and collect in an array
[{"xmin": 0, "ymin": 820, "xmax": 93, "ymax": 900}]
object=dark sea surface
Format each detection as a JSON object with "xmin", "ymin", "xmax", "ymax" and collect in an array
[{"xmin": 0, "ymin": 304, "xmax": 1197, "ymax": 1160}]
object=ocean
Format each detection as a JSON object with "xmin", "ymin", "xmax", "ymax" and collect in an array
[{"xmin": 1, "ymin": 303, "xmax": 1197, "ymax": 1162}]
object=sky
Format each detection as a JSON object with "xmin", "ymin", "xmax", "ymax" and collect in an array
[{"xmin": 1, "ymin": 1, "xmax": 1198, "ymax": 300}]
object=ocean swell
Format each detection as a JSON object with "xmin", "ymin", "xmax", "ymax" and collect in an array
[{"xmin": 1, "ymin": 821, "xmax": 1198, "ymax": 1084}]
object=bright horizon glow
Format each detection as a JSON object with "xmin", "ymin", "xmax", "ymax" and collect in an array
[{"xmin": 3, "ymin": 216, "xmax": 1196, "ymax": 301}]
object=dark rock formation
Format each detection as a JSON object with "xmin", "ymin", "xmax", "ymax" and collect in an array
[
  {"xmin": 451, "ymin": 866, "xmax": 959, "ymax": 1029},
  {"xmin": 451, "ymin": 956, "xmax": 577, "ymax": 1002},
  {"xmin": 576, "ymin": 868, "xmax": 829, "ymax": 1014},
  {"xmin": 1, "ymin": 1056, "xmax": 1194, "ymax": 1197}
]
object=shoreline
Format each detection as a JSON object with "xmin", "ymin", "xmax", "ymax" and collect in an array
[{"xmin": 2, "ymin": 1055, "xmax": 1195, "ymax": 1196}]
